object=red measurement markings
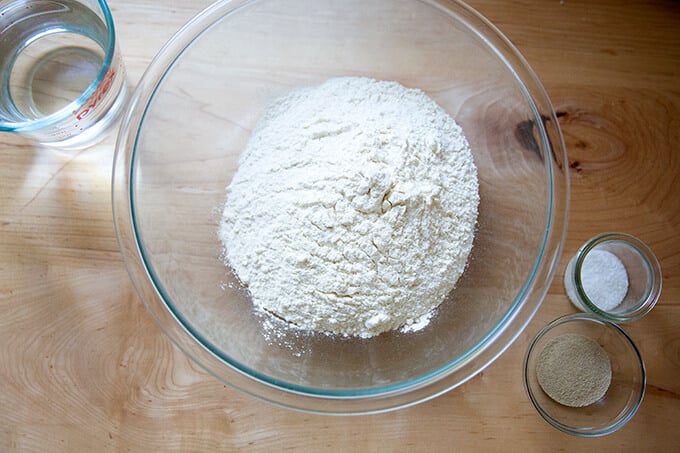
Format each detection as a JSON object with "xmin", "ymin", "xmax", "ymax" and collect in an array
[{"xmin": 73, "ymin": 67, "xmax": 116, "ymax": 121}]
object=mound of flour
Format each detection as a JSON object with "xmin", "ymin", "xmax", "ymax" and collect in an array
[{"xmin": 219, "ymin": 77, "xmax": 479, "ymax": 338}]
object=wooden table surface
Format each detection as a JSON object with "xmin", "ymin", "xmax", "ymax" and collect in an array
[{"xmin": 1, "ymin": 0, "xmax": 678, "ymax": 451}]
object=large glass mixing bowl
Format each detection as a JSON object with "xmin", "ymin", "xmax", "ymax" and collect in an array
[{"xmin": 112, "ymin": 0, "xmax": 569, "ymax": 414}]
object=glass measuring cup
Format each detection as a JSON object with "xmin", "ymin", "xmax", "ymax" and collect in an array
[{"xmin": 0, "ymin": 0, "xmax": 127, "ymax": 149}]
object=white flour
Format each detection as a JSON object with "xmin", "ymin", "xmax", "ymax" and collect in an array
[{"xmin": 219, "ymin": 77, "xmax": 479, "ymax": 338}]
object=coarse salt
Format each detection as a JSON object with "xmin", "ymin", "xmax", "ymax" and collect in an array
[{"xmin": 580, "ymin": 249, "xmax": 629, "ymax": 311}]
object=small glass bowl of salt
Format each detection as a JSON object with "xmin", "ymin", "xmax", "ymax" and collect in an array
[{"xmin": 564, "ymin": 232, "xmax": 662, "ymax": 322}]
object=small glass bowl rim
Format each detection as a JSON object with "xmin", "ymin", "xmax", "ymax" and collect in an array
[
  {"xmin": 570, "ymin": 232, "xmax": 662, "ymax": 322},
  {"xmin": 523, "ymin": 313, "xmax": 646, "ymax": 437}
]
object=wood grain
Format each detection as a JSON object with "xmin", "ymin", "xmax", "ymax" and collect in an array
[{"xmin": 1, "ymin": 0, "xmax": 679, "ymax": 451}]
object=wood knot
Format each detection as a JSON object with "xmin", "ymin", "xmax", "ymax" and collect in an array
[{"xmin": 569, "ymin": 160, "xmax": 582, "ymax": 172}]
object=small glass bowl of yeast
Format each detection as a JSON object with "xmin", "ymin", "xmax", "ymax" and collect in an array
[{"xmin": 523, "ymin": 313, "xmax": 645, "ymax": 437}]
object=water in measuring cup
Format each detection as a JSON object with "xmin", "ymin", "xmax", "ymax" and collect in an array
[{"xmin": 0, "ymin": 0, "xmax": 111, "ymax": 123}]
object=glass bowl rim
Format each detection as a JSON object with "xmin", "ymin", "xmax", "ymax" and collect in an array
[{"xmin": 112, "ymin": 0, "xmax": 570, "ymax": 414}]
